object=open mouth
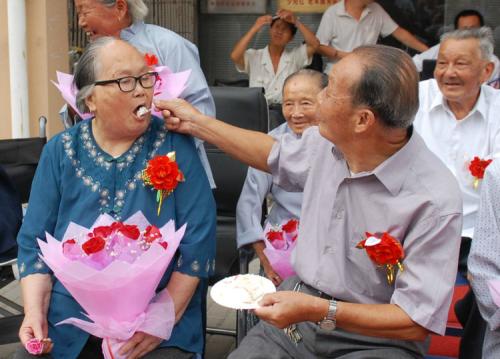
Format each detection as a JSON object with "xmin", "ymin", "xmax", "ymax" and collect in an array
[{"xmin": 135, "ymin": 105, "xmax": 150, "ymax": 119}]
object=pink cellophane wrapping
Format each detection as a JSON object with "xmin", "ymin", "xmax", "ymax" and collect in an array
[
  {"xmin": 52, "ymin": 65, "xmax": 191, "ymax": 119},
  {"xmin": 37, "ymin": 211, "xmax": 186, "ymax": 359},
  {"xmin": 262, "ymin": 222, "xmax": 297, "ymax": 280},
  {"xmin": 488, "ymin": 279, "xmax": 500, "ymax": 307}
]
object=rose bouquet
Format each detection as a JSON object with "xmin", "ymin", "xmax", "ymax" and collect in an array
[
  {"xmin": 52, "ymin": 53, "xmax": 191, "ymax": 120},
  {"xmin": 36, "ymin": 211, "xmax": 186, "ymax": 359},
  {"xmin": 263, "ymin": 219, "xmax": 299, "ymax": 279}
]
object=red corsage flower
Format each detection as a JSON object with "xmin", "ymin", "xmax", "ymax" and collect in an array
[
  {"xmin": 469, "ymin": 157, "xmax": 492, "ymax": 189},
  {"xmin": 356, "ymin": 232, "xmax": 404, "ymax": 285},
  {"xmin": 144, "ymin": 53, "xmax": 158, "ymax": 67},
  {"xmin": 82, "ymin": 236, "xmax": 106, "ymax": 255},
  {"xmin": 142, "ymin": 152, "xmax": 185, "ymax": 215}
]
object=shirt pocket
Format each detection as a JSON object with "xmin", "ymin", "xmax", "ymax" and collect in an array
[{"xmin": 345, "ymin": 229, "xmax": 392, "ymax": 299}]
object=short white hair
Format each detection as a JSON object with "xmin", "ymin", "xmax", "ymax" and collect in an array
[
  {"xmin": 99, "ymin": 0, "xmax": 148, "ymax": 22},
  {"xmin": 441, "ymin": 27, "xmax": 494, "ymax": 61}
]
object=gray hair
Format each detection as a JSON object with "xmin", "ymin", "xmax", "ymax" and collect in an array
[
  {"xmin": 73, "ymin": 36, "xmax": 116, "ymax": 113},
  {"xmin": 351, "ymin": 45, "xmax": 419, "ymax": 129},
  {"xmin": 283, "ymin": 69, "xmax": 328, "ymax": 94},
  {"xmin": 441, "ymin": 27, "xmax": 494, "ymax": 61},
  {"xmin": 99, "ymin": 0, "xmax": 148, "ymax": 22}
]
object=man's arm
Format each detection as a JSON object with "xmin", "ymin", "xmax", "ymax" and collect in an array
[
  {"xmin": 230, "ymin": 15, "xmax": 273, "ymax": 70},
  {"xmin": 156, "ymin": 99, "xmax": 275, "ymax": 172},
  {"xmin": 392, "ymin": 27, "xmax": 429, "ymax": 53},
  {"xmin": 255, "ymin": 291, "xmax": 429, "ymax": 341},
  {"xmin": 277, "ymin": 10, "xmax": 319, "ymax": 58}
]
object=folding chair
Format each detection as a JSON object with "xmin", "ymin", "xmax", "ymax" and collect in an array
[{"xmin": 204, "ymin": 86, "xmax": 268, "ymax": 345}]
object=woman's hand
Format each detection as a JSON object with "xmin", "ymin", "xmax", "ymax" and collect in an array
[
  {"xmin": 119, "ymin": 331, "xmax": 162, "ymax": 359},
  {"xmin": 18, "ymin": 313, "xmax": 53, "ymax": 354},
  {"xmin": 276, "ymin": 9, "xmax": 297, "ymax": 24}
]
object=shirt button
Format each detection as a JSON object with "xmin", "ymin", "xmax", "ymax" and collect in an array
[{"xmin": 336, "ymin": 210, "xmax": 344, "ymax": 219}]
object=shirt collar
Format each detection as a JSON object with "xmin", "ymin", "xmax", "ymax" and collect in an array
[
  {"xmin": 371, "ymin": 127, "xmax": 421, "ymax": 196},
  {"xmin": 120, "ymin": 21, "xmax": 144, "ymax": 41},
  {"xmin": 430, "ymin": 84, "xmax": 487, "ymax": 122},
  {"xmin": 336, "ymin": 0, "xmax": 372, "ymax": 18}
]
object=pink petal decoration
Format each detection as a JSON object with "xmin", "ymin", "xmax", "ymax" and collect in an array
[
  {"xmin": 25, "ymin": 338, "xmax": 44, "ymax": 355},
  {"xmin": 52, "ymin": 66, "xmax": 190, "ymax": 120},
  {"xmin": 36, "ymin": 211, "xmax": 185, "ymax": 358}
]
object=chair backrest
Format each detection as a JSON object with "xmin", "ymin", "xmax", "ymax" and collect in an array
[
  {"xmin": 0, "ymin": 116, "xmax": 47, "ymax": 203},
  {"xmin": 207, "ymin": 86, "xmax": 269, "ymax": 217}
]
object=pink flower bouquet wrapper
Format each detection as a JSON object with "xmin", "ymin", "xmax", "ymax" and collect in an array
[
  {"xmin": 52, "ymin": 65, "xmax": 190, "ymax": 119},
  {"xmin": 488, "ymin": 279, "xmax": 500, "ymax": 307},
  {"xmin": 37, "ymin": 211, "xmax": 186, "ymax": 359},
  {"xmin": 263, "ymin": 222, "xmax": 297, "ymax": 280}
]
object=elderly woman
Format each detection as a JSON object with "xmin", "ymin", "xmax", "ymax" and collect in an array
[
  {"xmin": 73, "ymin": 0, "xmax": 216, "ymax": 188},
  {"xmin": 236, "ymin": 69, "xmax": 327, "ymax": 287},
  {"xmin": 15, "ymin": 38, "xmax": 215, "ymax": 359}
]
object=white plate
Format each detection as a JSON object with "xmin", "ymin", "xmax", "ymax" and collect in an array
[{"xmin": 210, "ymin": 274, "xmax": 276, "ymax": 310}]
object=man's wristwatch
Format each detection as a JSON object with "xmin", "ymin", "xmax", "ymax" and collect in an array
[{"xmin": 319, "ymin": 299, "xmax": 337, "ymax": 331}]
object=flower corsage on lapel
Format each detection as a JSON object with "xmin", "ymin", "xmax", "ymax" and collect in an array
[
  {"xmin": 142, "ymin": 152, "xmax": 185, "ymax": 215},
  {"xmin": 356, "ymin": 232, "xmax": 404, "ymax": 285},
  {"xmin": 469, "ymin": 156, "xmax": 492, "ymax": 189}
]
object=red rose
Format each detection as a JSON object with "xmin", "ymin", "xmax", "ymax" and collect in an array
[
  {"xmin": 93, "ymin": 225, "xmax": 114, "ymax": 238},
  {"xmin": 145, "ymin": 155, "xmax": 183, "ymax": 192},
  {"xmin": 282, "ymin": 219, "xmax": 298, "ymax": 233},
  {"xmin": 357, "ymin": 232, "xmax": 404, "ymax": 266},
  {"xmin": 144, "ymin": 225, "xmax": 162, "ymax": 243},
  {"xmin": 266, "ymin": 230, "xmax": 287, "ymax": 249},
  {"xmin": 118, "ymin": 224, "xmax": 140, "ymax": 240},
  {"xmin": 82, "ymin": 236, "xmax": 106, "ymax": 255},
  {"xmin": 469, "ymin": 157, "xmax": 492, "ymax": 179},
  {"xmin": 144, "ymin": 53, "xmax": 158, "ymax": 67}
]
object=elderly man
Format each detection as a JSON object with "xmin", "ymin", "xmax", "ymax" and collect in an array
[
  {"xmin": 157, "ymin": 45, "xmax": 462, "ymax": 358},
  {"xmin": 413, "ymin": 27, "xmax": 500, "ymax": 359},
  {"xmin": 316, "ymin": 0, "xmax": 429, "ymax": 74},
  {"xmin": 412, "ymin": 9, "xmax": 500, "ymax": 87},
  {"xmin": 414, "ymin": 27, "xmax": 500, "ymax": 272}
]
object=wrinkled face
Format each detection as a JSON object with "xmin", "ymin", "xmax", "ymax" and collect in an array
[
  {"xmin": 435, "ymin": 38, "xmax": 491, "ymax": 106},
  {"xmin": 456, "ymin": 15, "xmax": 482, "ymax": 29},
  {"xmin": 269, "ymin": 19, "xmax": 294, "ymax": 47},
  {"xmin": 316, "ymin": 56, "xmax": 362, "ymax": 146},
  {"xmin": 75, "ymin": 0, "xmax": 123, "ymax": 40},
  {"xmin": 282, "ymin": 75, "xmax": 321, "ymax": 135},
  {"xmin": 86, "ymin": 41, "xmax": 154, "ymax": 139}
]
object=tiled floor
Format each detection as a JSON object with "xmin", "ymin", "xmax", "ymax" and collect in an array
[{"xmin": 0, "ymin": 259, "xmax": 259, "ymax": 359}]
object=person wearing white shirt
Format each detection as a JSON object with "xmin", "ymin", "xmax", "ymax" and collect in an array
[
  {"xmin": 236, "ymin": 69, "xmax": 326, "ymax": 287},
  {"xmin": 230, "ymin": 9, "xmax": 319, "ymax": 108},
  {"xmin": 316, "ymin": 0, "xmax": 428, "ymax": 74},
  {"xmin": 414, "ymin": 27, "xmax": 500, "ymax": 246},
  {"xmin": 414, "ymin": 28, "xmax": 500, "ymax": 357},
  {"xmin": 413, "ymin": 9, "xmax": 500, "ymax": 88}
]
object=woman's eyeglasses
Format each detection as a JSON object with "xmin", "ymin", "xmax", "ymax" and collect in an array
[{"xmin": 94, "ymin": 72, "xmax": 158, "ymax": 93}]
